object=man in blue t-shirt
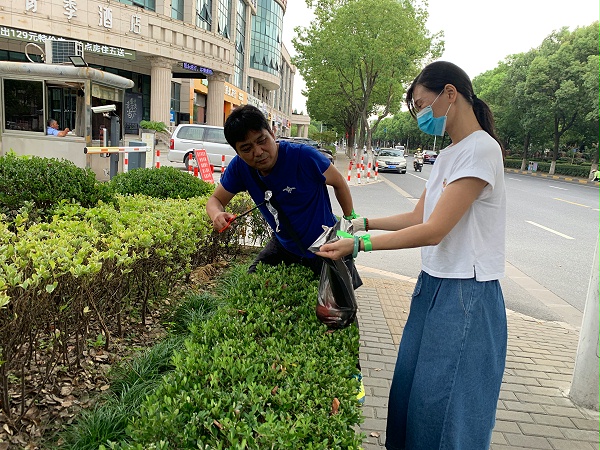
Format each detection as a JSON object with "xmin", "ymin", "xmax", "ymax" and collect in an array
[
  {"xmin": 46, "ymin": 118, "xmax": 70, "ymax": 137},
  {"xmin": 206, "ymin": 105, "xmax": 359, "ymax": 278}
]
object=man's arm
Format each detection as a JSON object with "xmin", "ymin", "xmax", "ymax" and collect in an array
[
  {"xmin": 206, "ymin": 184, "xmax": 237, "ymax": 231},
  {"xmin": 323, "ymin": 164, "xmax": 353, "ymax": 218},
  {"xmin": 57, "ymin": 128, "xmax": 70, "ymax": 137}
]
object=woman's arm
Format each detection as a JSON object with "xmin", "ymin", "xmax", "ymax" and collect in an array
[{"xmin": 317, "ymin": 177, "xmax": 487, "ymax": 259}]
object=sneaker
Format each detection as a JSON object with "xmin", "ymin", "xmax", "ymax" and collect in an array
[{"xmin": 353, "ymin": 373, "xmax": 366, "ymax": 405}]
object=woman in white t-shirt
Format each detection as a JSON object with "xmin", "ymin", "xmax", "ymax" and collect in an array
[{"xmin": 317, "ymin": 61, "xmax": 507, "ymax": 450}]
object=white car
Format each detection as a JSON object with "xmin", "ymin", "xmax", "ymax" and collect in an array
[
  {"xmin": 375, "ymin": 148, "xmax": 407, "ymax": 173},
  {"xmin": 168, "ymin": 124, "xmax": 236, "ymax": 170}
]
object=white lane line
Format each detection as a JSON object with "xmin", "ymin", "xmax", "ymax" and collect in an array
[
  {"xmin": 508, "ymin": 177, "xmax": 522, "ymax": 181},
  {"xmin": 408, "ymin": 173, "xmax": 428, "ymax": 181},
  {"xmin": 526, "ymin": 220, "xmax": 574, "ymax": 240},
  {"xmin": 549, "ymin": 185, "xmax": 568, "ymax": 190}
]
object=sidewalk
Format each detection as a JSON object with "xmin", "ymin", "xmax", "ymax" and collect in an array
[{"xmin": 332, "ymin": 152, "xmax": 599, "ymax": 449}]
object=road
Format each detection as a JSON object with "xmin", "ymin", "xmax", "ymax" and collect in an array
[{"xmin": 343, "ymin": 155, "xmax": 598, "ymax": 328}]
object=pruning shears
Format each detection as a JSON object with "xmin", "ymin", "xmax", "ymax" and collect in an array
[{"xmin": 219, "ymin": 190, "xmax": 273, "ymax": 233}]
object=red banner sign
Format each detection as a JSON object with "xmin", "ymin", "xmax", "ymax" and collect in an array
[{"xmin": 193, "ymin": 149, "xmax": 214, "ymax": 184}]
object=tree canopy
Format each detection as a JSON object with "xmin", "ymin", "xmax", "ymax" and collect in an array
[{"xmin": 293, "ymin": 0, "xmax": 442, "ymax": 149}]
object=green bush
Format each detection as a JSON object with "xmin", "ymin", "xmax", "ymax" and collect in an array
[
  {"xmin": 103, "ymin": 264, "xmax": 363, "ymax": 449},
  {"xmin": 503, "ymin": 158, "xmax": 592, "ymax": 178},
  {"xmin": 0, "ymin": 152, "xmax": 115, "ymax": 223},
  {"xmin": 110, "ymin": 166, "xmax": 214, "ymax": 199}
]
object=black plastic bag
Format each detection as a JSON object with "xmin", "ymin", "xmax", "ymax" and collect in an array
[{"xmin": 309, "ymin": 220, "xmax": 359, "ymax": 329}]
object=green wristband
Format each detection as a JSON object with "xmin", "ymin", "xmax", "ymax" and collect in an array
[
  {"xmin": 344, "ymin": 209, "xmax": 359, "ymax": 220},
  {"xmin": 361, "ymin": 234, "xmax": 372, "ymax": 252},
  {"xmin": 352, "ymin": 236, "xmax": 360, "ymax": 258}
]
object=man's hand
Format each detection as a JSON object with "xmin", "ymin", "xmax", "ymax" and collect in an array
[{"xmin": 212, "ymin": 211, "xmax": 236, "ymax": 232}]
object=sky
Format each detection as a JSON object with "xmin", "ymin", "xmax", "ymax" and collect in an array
[{"xmin": 281, "ymin": 0, "xmax": 599, "ymax": 113}]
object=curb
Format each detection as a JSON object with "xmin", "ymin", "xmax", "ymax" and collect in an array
[{"xmin": 504, "ymin": 168, "xmax": 599, "ymax": 187}]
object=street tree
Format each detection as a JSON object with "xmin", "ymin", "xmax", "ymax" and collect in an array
[{"xmin": 293, "ymin": 0, "xmax": 441, "ymax": 154}]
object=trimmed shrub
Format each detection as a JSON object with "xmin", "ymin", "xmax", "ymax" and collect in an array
[
  {"xmin": 110, "ymin": 166, "xmax": 213, "ymax": 199},
  {"xmin": 102, "ymin": 264, "xmax": 363, "ymax": 449},
  {"xmin": 0, "ymin": 153, "xmax": 115, "ymax": 222},
  {"xmin": 503, "ymin": 158, "xmax": 592, "ymax": 178}
]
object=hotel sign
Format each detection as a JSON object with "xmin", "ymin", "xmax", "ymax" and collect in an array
[
  {"xmin": 181, "ymin": 62, "xmax": 214, "ymax": 76},
  {"xmin": 0, "ymin": 26, "xmax": 136, "ymax": 60}
]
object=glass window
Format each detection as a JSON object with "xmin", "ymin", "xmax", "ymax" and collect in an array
[
  {"xmin": 116, "ymin": 0, "xmax": 155, "ymax": 11},
  {"xmin": 205, "ymin": 127, "xmax": 228, "ymax": 144},
  {"xmin": 217, "ymin": 0, "xmax": 231, "ymax": 38},
  {"xmin": 3, "ymin": 79, "xmax": 44, "ymax": 132},
  {"xmin": 48, "ymin": 87, "xmax": 78, "ymax": 131},
  {"xmin": 196, "ymin": 0, "xmax": 212, "ymax": 31},
  {"xmin": 234, "ymin": 0, "xmax": 246, "ymax": 89},
  {"xmin": 250, "ymin": 0, "xmax": 283, "ymax": 77},
  {"xmin": 171, "ymin": 82, "xmax": 181, "ymax": 113},
  {"xmin": 172, "ymin": 0, "xmax": 184, "ymax": 20}
]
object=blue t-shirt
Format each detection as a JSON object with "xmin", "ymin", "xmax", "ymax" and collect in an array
[
  {"xmin": 220, "ymin": 140, "xmax": 336, "ymax": 258},
  {"xmin": 47, "ymin": 127, "xmax": 59, "ymax": 136}
]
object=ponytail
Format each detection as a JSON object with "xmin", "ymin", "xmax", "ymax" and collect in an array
[{"xmin": 472, "ymin": 97, "xmax": 505, "ymax": 158}]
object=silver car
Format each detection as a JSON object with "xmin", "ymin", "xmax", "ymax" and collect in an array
[
  {"xmin": 168, "ymin": 124, "xmax": 236, "ymax": 170},
  {"xmin": 375, "ymin": 148, "xmax": 407, "ymax": 173}
]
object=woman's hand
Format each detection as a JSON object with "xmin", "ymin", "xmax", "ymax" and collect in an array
[{"xmin": 315, "ymin": 238, "xmax": 354, "ymax": 260}]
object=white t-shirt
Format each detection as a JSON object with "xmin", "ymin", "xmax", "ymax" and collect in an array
[{"xmin": 422, "ymin": 130, "xmax": 506, "ymax": 281}]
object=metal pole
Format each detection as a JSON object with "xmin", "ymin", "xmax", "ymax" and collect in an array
[{"xmin": 569, "ymin": 235, "xmax": 599, "ymax": 411}]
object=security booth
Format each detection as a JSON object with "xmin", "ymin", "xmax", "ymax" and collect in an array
[{"xmin": 0, "ymin": 60, "xmax": 134, "ymax": 181}]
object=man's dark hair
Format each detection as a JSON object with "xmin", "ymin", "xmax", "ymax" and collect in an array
[
  {"xmin": 47, "ymin": 118, "xmax": 57, "ymax": 127},
  {"xmin": 224, "ymin": 105, "xmax": 271, "ymax": 149}
]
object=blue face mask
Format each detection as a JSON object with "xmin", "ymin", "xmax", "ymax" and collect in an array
[{"xmin": 416, "ymin": 90, "xmax": 452, "ymax": 136}]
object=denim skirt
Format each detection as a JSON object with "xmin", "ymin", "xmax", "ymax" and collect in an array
[{"xmin": 385, "ymin": 271, "xmax": 507, "ymax": 450}]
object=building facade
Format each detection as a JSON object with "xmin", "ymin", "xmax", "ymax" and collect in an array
[{"xmin": 0, "ymin": 0, "xmax": 296, "ymax": 138}]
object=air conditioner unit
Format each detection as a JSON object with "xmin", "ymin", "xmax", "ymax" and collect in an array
[{"xmin": 44, "ymin": 40, "xmax": 84, "ymax": 64}]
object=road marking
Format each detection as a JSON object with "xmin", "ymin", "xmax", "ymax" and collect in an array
[
  {"xmin": 554, "ymin": 197, "xmax": 592, "ymax": 209},
  {"xmin": 526, "ymin": 220, "xmax": 574, "ymax": 239},
  {"xmin": 549, "ymin": 185, "xmax": 568, "ymax": 190},
  {"xmin": 408, "ymin": 173, "xmax": 428, "ymax": 181},
  {"xmin": 508, "ymin": 177, "xmax": 522, "ymax": 181},
  {"xmin": 380, "ymin": 175, "xmax": 420, "ymax": 204}
]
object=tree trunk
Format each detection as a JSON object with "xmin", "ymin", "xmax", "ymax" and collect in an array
[
  {"xmin": 520, "ymin": 132, "xmax": 531, "ymax": 171},
  {"xmin": 550, "ymin": 117, "xmax": 561, "ymax": 175}
]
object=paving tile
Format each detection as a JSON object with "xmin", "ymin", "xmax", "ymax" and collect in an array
[
  {"xmin": 548, "ymin": 439, "xmax": 596, "ymax": 450},
  {"xmin": 504, "ymin": 432, "xmax": 553, "ymax": 449},
  {"xmin": 493, "ymin": 420, "xmax": 522, "ymax": 434},
  {"xmin": 491, "ymin": 430, "xmax": 508, "ymax": 445},
  {"xmin": 571, "ymin": 417, "xmax": 600, "ymax": 431},
  {"xmin": 560, "ymin": 428, "xmax": 600, "ymax": 442},
  {"xmin": 495, "ymin": 409, "xmax": 535, "ymax": 423},
  {"xmin": 530, "ymin": 413, "xmax": 576, "ymax": 428},
  {"xmin": 518, "ymin": 422, "xmax": 565, "ymax": 438},
  {"xmin": 542, "ymin": 404, "xmax": 587, "ymax": 419},
  {"xmin": 503, "ymin": 400, "xmax": 547, "ymax": 414},
  {"xmin": 514, "ymin": 392, "xmax": 561, "ymax": 405}
]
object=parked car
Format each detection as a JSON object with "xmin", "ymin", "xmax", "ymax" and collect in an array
[
  {"xmin": 277, "ymin": 137, "xmax": 334, "ymax": 164},
  {"xmin": 423, "ymin": 150, "xmax": 438, "ymax": 164},
  {"xmin": 168, "ymin": 124, "xmax": 235, "ymax": 170},
  {"xmin": 375, "ymin": 148, "xmax": 407, "ymax": 173}
]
